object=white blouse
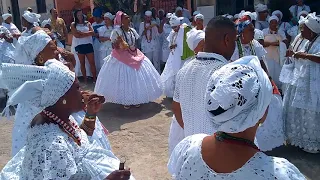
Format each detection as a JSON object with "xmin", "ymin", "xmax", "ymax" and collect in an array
[
  {"xmin": 97, "ymin": 25, "xmax": 114, "ymax": 51},
  {"xmin": 168, "ymin": 134, "xmax": 306, "ymax": 180}
]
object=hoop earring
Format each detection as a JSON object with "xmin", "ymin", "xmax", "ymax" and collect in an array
[
  {"xmin": 36, "ymin": 54, "xmax": 45, "ymax": 65},
  {"xmin": 62, "ymin": 99, "xmax": 67, "ymax": 105}
]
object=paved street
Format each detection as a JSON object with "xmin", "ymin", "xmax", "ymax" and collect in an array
[{"xmin": 0, "ymin": 92, "xmax": 320, "ymax": 179}]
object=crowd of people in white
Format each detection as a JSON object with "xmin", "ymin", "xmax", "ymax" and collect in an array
[{"xmin": 0, "ymin": 0, "xmax": 319, "ymax": 179}]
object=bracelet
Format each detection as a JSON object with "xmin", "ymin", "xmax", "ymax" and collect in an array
[
  {"xmin": 85, "ymin": 113, "xmax": 96, "ymax": 119},
  {"xmin": 81, "ymin": 121, "xmax": 95, "ymax": 134}
]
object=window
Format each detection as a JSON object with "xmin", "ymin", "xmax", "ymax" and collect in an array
[{"xmin": 36, "ymin": 0, "xmax": 47, "ymax": 13}]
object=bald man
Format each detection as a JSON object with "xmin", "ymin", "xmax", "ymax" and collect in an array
[{"xmin": 171, "ymin": 16, "xmax": 237, "ymax": 138}]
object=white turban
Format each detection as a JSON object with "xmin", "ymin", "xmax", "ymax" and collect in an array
[
  {"xmin": 0, "ymin": 60, "xmax": 75, "ymax": 113},
  {"xmin": 255, "ymin": 4, "xmax": 268, "ymax": 13},
  {"xmin": 169, "ymin": 16, "xmax": 181, "ymax": 27},
  {"xmin": 241, "ymin": 11, "xmax": 253, "ymax": 19},
  {"xmin": 176, "ymin": 7, "xmax": 183, "ymax": 12},
  {"xmin": 104, "ymin": 12, "xmax": 115, "ymax": 20},
  {"xmin": 41, "ymin": 19, "xmax": 51, "ymax": 28},
  {"xmin": 303, "ymin": 12, "xmax": 320, "ymax": 34},
  {"xmin": 2, "ymin": 13, "xmax": 12, "ymax": 21},
  {"xmin": 145, "ymin": 10, "xmax": 152, "ymax": 16},
  {"xmin": 234, "ymin": 14, "xmax": 240, "ymax": 19},
  {"xmin": 206, "ymin": 56, "xmax": 272, "ymax": 133},
  {"xmin": 193, "ymin": 11, "xmax": 200, "ymax": 16},
  {"xmin": 166, "ymin": 13, "xmax": 173, "ymax": 19},
  {"xmin": 186, "ymin": 29, "xmax": 205, "ymax": 51},
  {"xmin": 22, "ymin": 11, "xmax": 41, "ymax": 24},
  {"xmin": 298, "ymin": 10, "xmax": 309, "ymax": 18},
  {"xmin": 272, "ymin": 10, "xmax": 283, "ymax": 20},
  {"xmin": 268, "ymin": 15, "xmax": 279, "ymax": 23},
  {"xmin": 194, "ymin": 13, "xmax": 204, "ymax": 21},
  {"xmin": 14, "ymin": 30, "xmax": 52, "ymax": 65}
]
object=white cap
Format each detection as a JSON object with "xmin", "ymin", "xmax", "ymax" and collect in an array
[
  {"xmin": 234, "ymin": 14, "xmax": 240, "ymax": 19},
  {"xmin": 255, "ymin": 4, "xmax": 268, "ymax": 13},
  {"xmin": 41, "ymin": 19, "xmax": 51, "ymax": 28},
  {"xmin": 186, "ymin": 29, "xmax": 205, "ymax": 51},
  {"xmin": 2, "ymin": 13, "xmax": 12, "ymax": 21},
  {"xmin": 166, "ymin": 13, "xmax": 173, "ymax": 19},
  {"xmin": 104, "ymin": 12, "xmax": 115, "ymax": 20},
  {"xmin": 268, "ymin": 15, "xmax": 279, "ymax": 23},
  {"xmin": 194, "ymin": 13, "xmax": 204, "ymax": 21},
  {"xmin": 176, "ymin": 7, "xmax": 182, "ymax": 12},
  {"xmin": 22, "ymin": 11, "xmax": 41, "ymax": 23},
  {"xmin": 303, "ymin": 12, "xmax": 320, "ymax": 34},
  {"xmin": 169, "ymin": 15, "xmax": 181, "ymax": 27},
  {"xmin": 298, "ymin": 10, "xmax": 309, "ymax": 18},
  {"xmin": 272, "ymin": 10, "xmax": 283, "ymax": 20},
  {"xmin": 145, "ymin": 11, "xmax": 152, "ymax": 16}
]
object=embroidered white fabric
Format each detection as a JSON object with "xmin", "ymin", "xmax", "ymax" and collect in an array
[
  {"xmin": 1, "ymin": 121, "xmax": 135, "ymax": 180},
  {"xmin": 255, "ymin": 94, "xmax": 285, "ymax": 151},
  {"xmin": 97, "ymin": 25, "xmax": 113, "ymax": 68},
  {"xmin": 168, "ymin": 134, "xmax": 306, "ymax": 180},
  {"xmin": 173, "ymin": 53, "xmax": 227, "ymax": 136},
  {"xmin": 94, "ymin": 55, "xmax": 162, "ymax": 106},
  {"xmin": 282, "ymin": 36, "xmax": 320, "ymax": 151},
  {"xmin": 139, "ymin": 22, "xmax": 159, "ymax": 54},
  {"xmin": 168, "ymin": 115, "xmax": 185, "ymax": 156},
  {"xmin": 231, "ymin": 39, "xmax": 267, "ymax": 62}
]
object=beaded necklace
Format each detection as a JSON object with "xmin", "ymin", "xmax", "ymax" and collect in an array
[
  {"xmin": 41, "ymin": 110, "xmax": 81, "ymax": 146},
  {"xmin": 144, "ymin": 22, "xmax": 152, "ymax": 43},
  {"xmin": 170, "ymin": 31, "xmax": 178, "ymax": 54},
  {"xmin": 215, "ymin": 131, "xmax": 260, "ymax": 151},
  {"xmin": 305, "ymin": 35, "xmax": 320, "ymax": 53},
  {"xmin": 121, "ymin": 27, "xmax": 137, "ymax": 54},
  {"xmin": 236, "ymin": 37, "xmax": 256, "ymax": 58}
]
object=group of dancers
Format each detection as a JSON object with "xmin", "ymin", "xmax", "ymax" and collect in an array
[{"xmin": 0, "ymin": 0, "xmax": 319, "ymax": 179}]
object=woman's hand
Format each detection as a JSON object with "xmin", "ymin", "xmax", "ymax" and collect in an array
[
  {"xmin": 105, "ymin": 170, "xmax": 131, "ymax": 180},
  {"xmin": 294, "ymin": 52, "xmax": 308, "ymax": 59},
  {"xmin": 286, "ymin": 49, "xmax": 295, "ymax": 57},
  {"xmin": 81, "ymin": 91, "xmax": 105, "ymax": 115}
]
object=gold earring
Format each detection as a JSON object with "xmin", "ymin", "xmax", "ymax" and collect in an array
[
  {"xmin": 62, "ymin": 99, "xmax": 67, "ymax": 105},
  {"xmin": 37, "ymin": 54, "xmax": 45, "ymax": 65}
]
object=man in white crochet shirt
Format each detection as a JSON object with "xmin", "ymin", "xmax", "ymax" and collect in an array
[{"xmin": 172, "ymin": 16, "xmax": 237, "ymax": 137}]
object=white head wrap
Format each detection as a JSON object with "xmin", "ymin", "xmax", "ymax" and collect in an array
[
  {"xmin": 194, "ymin": 13, "xmax": 204, "ymax": 21},
  {"xmin": 186, "ymin": 29, "xmax": 205, "ymax": 51},
  {"xmin": 268, "ymin": 15, "xmax": 279, "ymax": 23},
  {"xmin": 234, "ymin": 14, "xmax": 240, "ymax": 19},
  {"xmin": 206, "ymin": 56, "xmax": 272, "ymax": 133},
  {"xmin": 272, "ymin": 10, "xmax": 283, "ymax": 20},
  {"xmin": 2, "ymin": 13, "xmax": 12, "ymax": 21},
  {"xmin": 169, "ymin": 15, "xmax": 181, "ymax": 27},
  {"xmin": 176, "ymin": 7, "xmax": 183, "ymax": 12},
  {"xmin": 303, "ymin": 12, "xmax": 320, "ymax": 34},
  {"xmin": 22, "ymin": 11, "xmax": 41, "ymax": 24},
  {"xmin": 241, "ymin": 11, "xmax": 253, "ymax": 20},
  {"xmin": 193, "ymin": 11, "xmax": 200, "ymax": 16},
  {"xmin": 255, "ymin": 4, "xmax": 268, "ymax": 13},
  {"xmin": 14, "ymin": 30, "xmax": 52, "ymax": 65},
  {"xmin": 166, "ymin": 13, "xmax": 173, "ymax": 19},
  {"xmin": 0, "ymin": 60, "xmax": 75, "ymax": 113},
  {"xmin": 41, "ymin": 19, "xmax": 51, "ymax": 28},
  {"xmin": 254, "ymin": 29, "xmax": 264, "ymax": 40},
  {"xmin": 145, "ymin": 10, "xmax": 152, "ymax": 16},
  {"xmin": 104, "ymin": 12, "xmax": 115, "ymax": 20},
  {"xmin": 298, "ymin": 10, "xmax": 309, "ymax": 18},
  {"xmin": 251, "ymin": 12, "xmax": 257, "ymax": 21},
  {"xmin": 227, "ymin": 15, "xmax": 234, "ymax": 19}
]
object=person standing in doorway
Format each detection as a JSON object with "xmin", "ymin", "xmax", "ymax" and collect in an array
[{"xmin": 50, "ymin": 8, "xmax": 68, "ymax": 48}]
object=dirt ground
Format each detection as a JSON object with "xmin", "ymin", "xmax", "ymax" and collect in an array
[{"xmin": 1, "ymin": 89, "xmax": 320, "ymax": 179}]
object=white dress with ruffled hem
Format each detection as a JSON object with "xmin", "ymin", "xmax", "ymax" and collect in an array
[
  {"xmin": 1, "ymin": 122, "xmax": 135, "ymax": 180},
  {"xmin": 168, "ymin": 134, "xmax": 306, "ymax": 180},
  {"xmin": 94, "ymin": 27, "xmax": 162, "ymax": 106}
]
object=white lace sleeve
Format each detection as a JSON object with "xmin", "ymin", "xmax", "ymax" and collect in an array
[
  {"xmin": 167, "ymin": 134, "xmax": 208, "ymax": 177},
  {"xmin": 173, "ymin": 71, "xmax": 182, "ymax": 103},
  {"xmin": 22, "ymin": 124, "xmax": 78, "ymax": 179}
]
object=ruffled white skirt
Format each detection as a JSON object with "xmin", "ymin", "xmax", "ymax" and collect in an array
[
  {"xmin": 255, "ymin": 94, "xmax": 285, "ymax": 151},
  {"xmin": 168, "ymin": 116, "xmax": 185, "ymax": 156},
  {"xmin": 94, "ymin": 55, "xmax": 163, "ymax": 106}
]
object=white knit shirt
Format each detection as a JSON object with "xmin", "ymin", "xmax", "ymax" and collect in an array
[{"xmin": 173, "ymin": 52, "xmax": 228, "ymax": 136}]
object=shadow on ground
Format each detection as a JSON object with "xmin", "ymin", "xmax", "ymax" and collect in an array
[{"xmin": 267, "ymin": 145, "xmax": 320, "ymax": 180}]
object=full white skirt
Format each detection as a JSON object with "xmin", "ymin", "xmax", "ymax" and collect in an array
[
  {"xmin": 94, "ymin": 55, "xmax": 163, "ymax": 105},
  {"xmin": 255, "ymin": 94, "xmax": 285, "ymax": 151},
  {"xmin": 168, "ymin": 116, "xmax": 185, "ymax": 156}
]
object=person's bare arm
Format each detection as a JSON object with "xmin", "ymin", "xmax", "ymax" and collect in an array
[
  {"xmin": 172, "ymin": 101, "xmax": 184, "ymax": 129},
  {"xmin": 70, "ymin": 23, "xmax": 82, "ymax": 38},
  {"xmin": 62, "ymin": 20, "xmax": 68, "ymax": 42},
  {"xmin": 294, "ymin": 52, "xmax": 320, "ymax": 63}
]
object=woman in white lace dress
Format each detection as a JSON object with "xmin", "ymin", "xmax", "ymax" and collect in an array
[
  {"xmin": 168, "ymin": 56, "xmax": 305, "ymax": 180},
  {"xmin": 11, "ymin": 30, "xmax": 111, "ymax": 157},
  {"xmin": 97, "ymin": 12, "xmax": 114, "ymax": 63},
  {"xmin": 94, "ymin": 11, "xmax": 162, "ymax": 109},
  {"xmin": 0, "ymin": 60, "xmax": 133, "ymax": 180},
  {"xmin": 231, "ymin": 20, "xmax": 285, "ymax": 151},
  {"xmin": 263, "ymin": 15, "xmax": 288, "ymax": 89},
  {"xmin": 282, "ymin": 13, "xmax": 320, "ymax": 153}
]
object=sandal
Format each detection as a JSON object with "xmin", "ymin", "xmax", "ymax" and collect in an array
[
  {"xmin": 124, "ymin": 105, "xmax": 130, "ymax": 109},
  {"xmin": 135, "ymin": 104, "xmax": 141, "ymax": 108}
]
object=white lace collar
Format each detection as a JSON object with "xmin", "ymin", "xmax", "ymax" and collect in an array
[{"xmin": 196, "ymin": 52, "xmax": 229, "ymax": 63}]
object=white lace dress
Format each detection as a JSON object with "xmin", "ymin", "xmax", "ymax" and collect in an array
[
  {"xmin": 97, "ymin": 25, "xmax": 113, "ymax": 69},
  {"xmin": 1, "ymin": 121, "xmax": 135, "ymax": 180},
  {"xmin": 281, "ymin": 36, "xmax": 320, "ymax": 151},
  {"xmin": 174, "ymin": 52, "xmax": 227, "ymax": 137},
  {"xmin": 168, "ymin": 134, "xmax": 306, "ymax": 180},
  {"xmin": 94, "ymin": 27, "xmax": 162, "ymax": 106},
  {"xmin": 11, "ymin": 103, "xmax": 111, "ymax": 157},
  {"xmin": 230, "ymin": 40, "xmax": 285, "ymax": 151},
  {"xmin": 161, "ymin": 27, "xmax": 192, "ymax": 98},
  {"xmin": 92, "ymin": 21, "xmax": 106, "ymax": 72}
]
